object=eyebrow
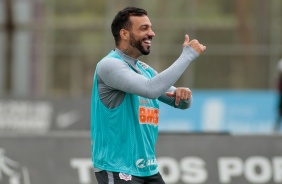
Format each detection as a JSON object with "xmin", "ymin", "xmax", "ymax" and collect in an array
[{"xmin": 139, "ymin": 24, "xmax": 152, "ymax": 28}]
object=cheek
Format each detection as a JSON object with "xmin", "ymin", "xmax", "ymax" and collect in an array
[{"xmin": 135, "ymin": 31, "xmax": 146, "ymax": 39}]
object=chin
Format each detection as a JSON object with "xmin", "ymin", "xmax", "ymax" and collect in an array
[
  {"xmin": 142, "ymin": 48, "xmax": 151, "ymax": 55},
  {"xmin": 141, "ymin": 50, "xmax": 150, "ymax": 55}
]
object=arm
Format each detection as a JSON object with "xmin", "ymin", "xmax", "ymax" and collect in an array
[{"xmin": 98, "ymin": 46, "xmax": 198, "ymax": 99}]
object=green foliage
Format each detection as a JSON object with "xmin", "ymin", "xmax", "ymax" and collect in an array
[{"xmin": 46, "ymin": 0, "xmax": 277, "ymax": 95}]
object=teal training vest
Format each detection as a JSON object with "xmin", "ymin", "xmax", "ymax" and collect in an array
[{"xmin": 91, "ymin": 50, "xmax": 160, "ymax": 177}]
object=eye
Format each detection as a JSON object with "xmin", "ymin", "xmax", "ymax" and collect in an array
[{"xmin": 140, "ymin": 26, "xmax": 148, "ymax": 31}]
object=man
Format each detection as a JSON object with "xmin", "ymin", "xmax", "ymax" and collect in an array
[{"xmin": 91, "ymin": 7, "xmax": 206, "ymax": 184}]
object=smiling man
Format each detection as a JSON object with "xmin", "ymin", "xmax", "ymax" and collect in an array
[{"xmin": 91, "ymin": 7, "xmax": 206, "ymax": 184}]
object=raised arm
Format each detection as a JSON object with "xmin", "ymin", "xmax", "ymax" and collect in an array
[
  {"xmin": 98, "ymin": 46, "xmax": 197, "ymax": 99},
  {"xmin": 98, "ymin": 34, "xmax": 205, "ymax": 99}
]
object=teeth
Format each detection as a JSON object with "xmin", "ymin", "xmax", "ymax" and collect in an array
[{"xmin": 144, "ymin": 40, "xmax": 151, "ymax": 44}]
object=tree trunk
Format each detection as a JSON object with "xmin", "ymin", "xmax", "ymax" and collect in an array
[{"xmin": 4, "ymin": 0, "xmax": 14, "ymax": 93}]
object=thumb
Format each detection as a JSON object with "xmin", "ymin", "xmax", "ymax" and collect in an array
[
  {"xmin": 165, "ymin": 91, "xmax": 176, "ymax": 97},
  {"xmin": 182, "ymin": 34, "xmax": 190, "ymax": 47}
]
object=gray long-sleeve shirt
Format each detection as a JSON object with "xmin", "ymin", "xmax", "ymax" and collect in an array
[{"xmin": 97, "ymin": 46, "xmax": 199, "ymax": 109}]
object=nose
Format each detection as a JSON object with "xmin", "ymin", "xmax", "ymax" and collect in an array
[{"xmin": 148, "ymin": 28, "xmax": 155, "ymax": 37}]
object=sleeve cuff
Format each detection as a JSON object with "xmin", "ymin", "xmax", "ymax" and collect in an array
[{"xmin": 183, "ymin": 45, "xmax": 199, "ymax": 59}]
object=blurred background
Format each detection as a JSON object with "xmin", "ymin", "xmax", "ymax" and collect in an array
[
  {"xmin": 0, "ymin": 0, "xmax": 282, "ymax": 184},
  {"xmin": 1, "ymin": 0, "xmax": 281, "ymax": 96},
  {"xmin": 1, "ymin": 0, "xmax": 282, "ymax": 133},
  {"xmin": 0, "ymin": 0, "xmax": 282, "ymax": 96}
]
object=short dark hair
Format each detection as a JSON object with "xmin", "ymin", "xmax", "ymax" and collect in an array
[{"xmin": 111, "ymin": 7, "xmax": 147, "ymax": 46}]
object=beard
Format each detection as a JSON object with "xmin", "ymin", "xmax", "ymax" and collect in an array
[{"xmin": 129, "ymin": 32, "xmax": 151, "ymax": 55}]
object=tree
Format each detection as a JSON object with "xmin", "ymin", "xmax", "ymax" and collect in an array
[{"xmin": 4, "ymin": 0, "xmax": 15, "ymax": 93}]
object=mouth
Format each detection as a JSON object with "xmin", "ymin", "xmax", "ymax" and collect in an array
[{"xmin": 143, "ymin": 39, "xmax": 152, "ymax": 47}]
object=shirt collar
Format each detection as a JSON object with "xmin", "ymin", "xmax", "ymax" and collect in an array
[{"xmin": 114, "ymin": 48, "xmax": 138, "ymax": 66}]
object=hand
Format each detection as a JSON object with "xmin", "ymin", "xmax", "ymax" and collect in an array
[
  {"xmin": 182, "ymin": 34, "xmax": 206, "ymax": 54},
  {"xmin": 166, "ymin": 87, "xmax": 192, "ymax": 106}
]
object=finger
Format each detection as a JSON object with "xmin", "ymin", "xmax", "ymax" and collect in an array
[
  {"xmin": 182, "ymin": 34, "xmax": 190, "ymax": 47},
  {"xmin": 165, "ymin": 91, "xmax": 175, "ymax": 97},
  {"xmin": 185, "ymin": 92, "xmax": 190, "ymax": 100},
  {"xmin": 175, "ymin": 96, "xmax": 180, "ymax": 106},
  {"xmin": 194, "ymin": 39, "xmax": 199, "ymax": 44},
  {"xmin": 185, "ymin": 92, "xmax": 191, "ymax": 100},
  {"xmin": 190, "ymin": 39, "xmax": 199, "ymax": 45},
  {"xmin": 185, "ymin": 34, "xmax": 190, "ymax": 43},
  {"xmin": 183, "ymin": 88, "xmax": 191, "ymax": 100},
  {"xmin": 183, "ymin": 92, "xmax": 188, "ymax": 100},
  {"xmin": 181, "ymin": 90, "xmax": 186, "ymax": 99},
  {"xmin": 200, "ymin": 44, "xmax": 206, "ymax": 48}
]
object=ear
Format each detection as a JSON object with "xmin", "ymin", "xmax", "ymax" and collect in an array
[{"xmin": 120, "ymin": 29, "xmax": 129, "ymax": 41}]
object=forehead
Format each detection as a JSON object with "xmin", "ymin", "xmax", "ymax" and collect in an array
[{"xmin": 129, "ymin": 15, "xmax": 152, "ymax": 28}]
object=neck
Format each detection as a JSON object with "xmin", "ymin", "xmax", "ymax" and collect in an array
[{"xmin": 117, "ymin": 45, "xmax": 140, "ymax": 59}]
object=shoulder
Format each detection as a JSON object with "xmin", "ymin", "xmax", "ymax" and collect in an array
[
  {"xmin": 98, "ymin": 57, "xmax": 128, "ymax": 73},
  {"xmin": 99, "ymin": 57, "xmax": 123, "ymax": 67}
]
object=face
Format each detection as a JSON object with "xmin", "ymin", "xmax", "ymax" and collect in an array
[{"xmin": 127, "ymin": 16, "xmax": 155, "ymax": 57}]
